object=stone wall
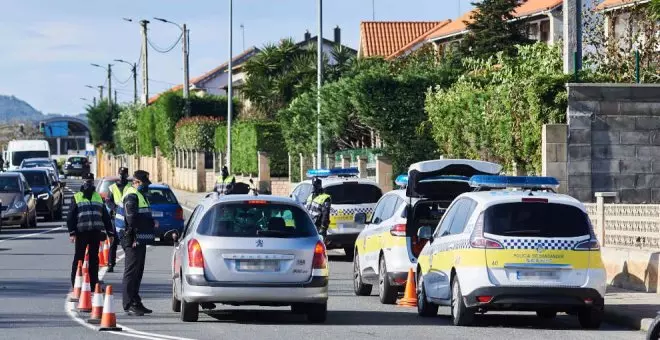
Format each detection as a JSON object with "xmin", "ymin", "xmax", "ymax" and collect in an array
[{"xmin": 271, "ymin": 177, "xmax": 290, "ymax": 197}]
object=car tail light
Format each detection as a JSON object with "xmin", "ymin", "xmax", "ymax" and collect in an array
[
  {"xmin": 470, "ymin": 213, "xmax": 503, "ymax": 249},
  {"xmin": 476, "ymin": 295, "xmax": 493, "ymax": 303},
  {"xmin": 390, "ymin": 224, "xmax": 406, "ymax": 237},
  {"xmin": 187, "ymin": 239, "xmax": 204, "ymax": 269},
  {"xmin": 247, "ymin": 200, "xmax": 268, "ymax": 205},
  {"xmin": 522, "ymin": 198, "xmax": 548, "ymax": 203},
  {"xmin": 312, "ymin": 241, "xmax": 327, "ymax": 269},
  {"xmin": 175, "ymin": 207, "xmax": 184, "ymax": 220}
]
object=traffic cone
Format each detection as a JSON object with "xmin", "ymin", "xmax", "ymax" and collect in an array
[
  {"xmin": 83, "ymin": 247, "xmax": 89, "ymax": 275},
  {"xmin": 98, "ymin": 241, "xmax": 107, "ymax": 267},
  {"xmin": 397, "ymin": 268, "xmax": 417, "ymax": 307},
  {"xmin": 103, "ymin": 239, "xmax": 110, "ymax": 266},
  {"xmin": 68, "ymin": 260, "xmax": 83, "ymax": 302},
  {"xmin": 98, "ymin": 285, "xmax": 122, "ymax": 331},
  {"xmin": 76, "ymin": 272, "xmax": 93, "ymax": 313},
  {"xmin": 87, "ymin": 283, "xmax": 104, "ymax": 324}
]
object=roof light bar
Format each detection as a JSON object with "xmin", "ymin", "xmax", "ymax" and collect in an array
[
  {"xmin": 469, "ymin": 175, "xmax": 560, "ymax": 190},
  {"xmin": 395, "ymin": 174, "xmax": 408, "ymax": 187},
  {"xmin": 306, "ymin": 167, "xmax": 360, "ymax": 178}
]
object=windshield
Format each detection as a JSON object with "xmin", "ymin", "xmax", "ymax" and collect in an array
[
  {"xmin": 324, "ymin": 183, "xmax": 382, "ymax": 204},
  {"xmin": 22, "ymin": 160, "xmax": 52, "ymax": 168},
  {"xmin": 484, "ymin": 202, "xmax": 592, "ymax": 238},
  {"xmin": 0, "ymin": 177, "xmax": 21, "ymax": 192},
  {"xmin": 68, "ymin": 157, "xmax": 87, "ymax": 164},
  {"xmin": 196, "ymin": 202, "xmax": 317, "ymax": 238},
  {"xmin": 146, "ymin": 188, "xmax": 178, "ymax": 204},
  {"xmin": 17, "ymin": 171, "xmax": 49, "ymax": 187},
  {"xmin": 12, "ymin": 151, "xmax": 49, "ymax": 166}
]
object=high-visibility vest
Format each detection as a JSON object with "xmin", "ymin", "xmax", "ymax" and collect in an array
[
  {"xmin": 216, "ymin": 175, "xmax": 235, "ymax": 193},
  {"xmin": 73, "ymin": 192, "xmax": 105, "ymax": 233},
  {"xmin": 121, "ymin": 186, "xmax": 155, "ymax": 244},
  {"xmin": 306, "ymin": 193, "xmax": 331, "ymax": 224},
  {"xmin": 109, "ymin": 183, "xmax": 128, "ymax": 231}
]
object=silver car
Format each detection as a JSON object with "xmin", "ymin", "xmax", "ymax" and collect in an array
[{"xmin": 171, "ymin": 194, "xmax": 329, "ymax": 323}]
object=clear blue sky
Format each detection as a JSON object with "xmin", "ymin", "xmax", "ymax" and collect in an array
[{"xmin": 0, "ymin": 0, "xmax": 474, "ymax": 115}]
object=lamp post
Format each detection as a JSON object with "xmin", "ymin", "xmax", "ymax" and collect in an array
[
  {"xmin": 227, "ymin": 0, "xmax": 234, "ymax": 172},
  {"xmin": 85, "ymin": 85, "xmax": 104, "ymax": 101},
  {"xmin": 114, "ymin": 59, "xmax": 138, "ymax": 104},
  {"xmin": 91, "ymin": 63, "xmax": 112, "ymax": 104},
  {"xmin": 317, "ymin": 0, "xmax": 323, "ymax": 169},
  {"xmin": 154, "ymin": 17, "xmax": 190, "ymax": 116}
]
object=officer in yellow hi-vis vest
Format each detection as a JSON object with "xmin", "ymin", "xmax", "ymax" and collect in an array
[
  {"xmin": 305, "ymin": 177, "xmax": 332, "ymax": 238},
  {"xmin": 104, "ymin": 166, "xmax": 130, "ymax": 272},
  {"xmin": 67, "ymin": 173, "xmax": 114, "ymax": 292},
  {"xmin": 215, "ymin": 165, "xmax": 236, "ymax": 194},
  {"xmin": 121, "ymin": 170, "xmax": 156, "ymax": 316}
]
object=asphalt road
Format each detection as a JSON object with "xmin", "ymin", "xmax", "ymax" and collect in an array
[{"xmin": 0, "ymin": 180, "xmax": 646, "ymax": 340}]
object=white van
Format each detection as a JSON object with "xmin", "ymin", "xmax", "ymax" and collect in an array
[{"xmin": 5, "ymin": 140, "xmax": 50, "ymax": 171}]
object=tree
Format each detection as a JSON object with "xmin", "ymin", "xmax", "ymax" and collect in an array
[
  {"xmin": 460, "ymin": 0, "xmax": 531, "ymax": 59},
  {"xmin": 87, "ymin": 100, "xmax": 120, "ymax": 148},
  {"xmin": 115, "ymin": 104, "xmax": 139, "ymax": 155},
  {"xmin": 651, "ymin": 0, "xmax": 660, "ymax": 18}
]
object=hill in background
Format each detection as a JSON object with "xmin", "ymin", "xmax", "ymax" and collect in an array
[{"xmin": 0, "ymin": 95, "xmax": 44, "ymax": 122}]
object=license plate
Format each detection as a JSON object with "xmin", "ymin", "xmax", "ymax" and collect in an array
[
  {"xmin": 237, "ymin": 260, "xmax": 279, "ymax": 272},
  {"xmin": 73, "ymin": 164, "xmax": 82, "ymax": 168},
  {"xmin": 151, "ymin": 211, "xmax": 163, "ymax": 218},
  {"xmin": 516, "ymin": 270, "xmax": 559, "ymax": 281}
]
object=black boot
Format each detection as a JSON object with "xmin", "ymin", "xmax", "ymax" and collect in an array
[{"xmin": 125, "ymin": 304, "xmax": 145, "ymax": 316}]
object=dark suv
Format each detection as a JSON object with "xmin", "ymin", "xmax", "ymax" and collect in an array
[
  {"xmin": 63, "ymin": 156, "xmax": 90, "ymax": 178},
  {"xmin": 13, "ymin": 169, "xmax": 64, "ymax": 221}
]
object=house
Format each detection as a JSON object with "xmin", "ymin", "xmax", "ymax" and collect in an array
[
  {"xmin": 596, "ymin": 0, "xmax": 652, "ymax": 47},
  {"xmin": 358, "ymin": 21, "xmax": 451, "ymax": 59},
  {"xmin": 299, "ymin": 26, "xmax": 357, "ymax": 64}
]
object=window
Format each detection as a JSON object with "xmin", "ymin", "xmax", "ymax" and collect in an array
[
  {"xmin": 298, "ymin": 184, "xmax": 313, "ymax": 203},
  {"xmin": 379, "ymin": 196, "xmax": 400, "ymax": 222},
  {"xmin": 434, "ymin": 200, "xmax": 461, "ymax": 238},
  {"xmin": 18, "ymin": 171, "xmax": 49, "ymax": 187},
  {"xmin": 68, "ymin": 157, "xmax": 87, "ymax": 164},
  {"xmin": 12, "ymin": 151, "xmax": 49, "ymax": 166},
  {"xmin": 196, "ymin": 202, "xmax": 317, "ymax": 238},
  {"xmin": 0, "ymin": 177, "xmax": 21, "ymax": 192},
  {"xmin": 324, "ymin": 182, "xmax": 382, "ymax": 204},
  {"xmin": 146, "ymin": 188, "xmax": 178, "ymax": 204},
  {"xmin": 448, "ymin": 199, "xmax": 476, "ymax": 235},
  {"xmin": 182, "ymin": 206, "xmax": 202, "ymax": 238},
  {"xmin": 484, "ymin": 203, "xmax": 591, "ymax": 237},
  {"xmin": 540, "ymin": 20, "xmax": 550, "ymax": 42},
  {"xmin": 22, "ymin": 160, "xmax": 51, "ymax": 168},
  {"xmin": 527, "ymin": 22, "xmax": 539, "ymax": 41}
]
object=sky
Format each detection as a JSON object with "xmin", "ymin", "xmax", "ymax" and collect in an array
[{"xmin": 0, "ymin": 0, "xmax": 474, "ymax": 115}]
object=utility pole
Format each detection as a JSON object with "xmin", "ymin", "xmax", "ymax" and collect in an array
[
  {"xmin": 107, "ymin": 64, "xmax": 112, "ymax": 105},
  {"xmin": 563, "ymin": 0, "xmax": 582, "ymax": 74},
  {"xmin": 132, "ymin": 63, "xmax": 137, "ymax": 104},
  {"xmin": 227, "ymin": 0, "xmax": 234, "ymax": 172},
  {"xmin": 99, "ymin": 86, "xmax": 104, "ymax": 100},
  {"xmin": 317, "ymin": 0, "xmax": 323, "ymax": 169},
  {"xmin": 240, "ymin": 24, "xmax": 245, "ymax": 51},
  {"xmin": 183, "ymin": 24, "xmax": 190, "ymax": 116},
  {"xmin": 140, "ymin": 20, "xmax": 150, "ymax": 104},
  {"xmin": 114, "ymin": 90, "xmax": 118, "ymax": 105}
]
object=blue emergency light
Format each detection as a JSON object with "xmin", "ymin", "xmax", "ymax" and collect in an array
[
  {"xmin": 306, "ymin": 167, "xmax": 360, "ymax": 178},
  {"xmin": 469, "ymin": 175, "xmax": 559, "ymax": 190},
  {"xmin": 395, "ymin": 174, "xmax": 408, "ymax": 187}
]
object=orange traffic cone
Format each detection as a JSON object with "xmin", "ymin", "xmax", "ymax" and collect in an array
[
  {"xmin": 87, "ymin": 283, "xmax": 104, "ymax": 324},
  {"xmin": 397, "ymin": 268, "xmax": 417, "ymax": 307},
  {"xmin": 68, "ymin": 260, "xmax": 83, "ymax": 302},
  {"xmin": 83, "ymin": 247, "xmax": 89, "ymax": 275},
  {"xmin": 98, "ymin": 285, "xmax": 122, "ymax": 331},
  {"xmin": 103, "ymin": 239, "xmax": 110, "ymax": 265},
  {"xmin": 76, "ymin": 272, "xmax": 93, "ymax": 313},
  {"xmin": 98, "ymin": 241, "xmax": 107, "ymax": 267}
]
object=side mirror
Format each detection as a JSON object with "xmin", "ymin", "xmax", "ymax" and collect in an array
[
  {"xmin": 354, "ymin": 212, "xmax": 367, "ymax": 225},
  {"xmin": 417, "ymin": 226, "xmax": 433, "ymax": 241}
]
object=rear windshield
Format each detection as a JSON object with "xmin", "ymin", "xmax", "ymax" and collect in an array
[
  {"xmin": 196, "ymin": 202, "xmax": 317, "ymax": 238},
  {"xmin": 325, "ymin": 183, "xmax": 382, "ymax": 204},
  {"xmin": 17, "ymin": 171, "xmax": 49, "ymax": 187},
  {"xmin": 68, "ymin": 157, "xmax": 87, "ymax": 164},
  {"xmin": 484, "ymin": 202, "xmax": 591, "ymax": 238},
  {"xmin": 0, "ymin": 177, "xmax": 20, "ymax": 192},
  {"xmin": 22, "ymin": 160, "xmax": 51, "ymax": 168},
  {"xmin": 146, "ymin": 188, "xmax": 178, "ymax": 204}
]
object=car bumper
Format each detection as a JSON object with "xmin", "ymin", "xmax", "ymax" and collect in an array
[
  {"xmin": 324, "ymin": 231, "xmax": 359, "ymax": 250},
  {"xmin": 2, "ymin": 211, "xmax": 28, "ymax": 225},
  {"xmin": 463, "ymin": 286, "xmax": 604, "ymax": 310},
  {"xmin": 181, "ymin": 275, "xmax": 329, "ymax": 304}
]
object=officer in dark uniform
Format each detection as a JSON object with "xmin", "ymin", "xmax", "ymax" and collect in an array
[
  {"xmin": 121, "ymin": 170, "xmax": 156, "ymax": 316},
  {"xmin": 104, "ymin": 166, "xmax": 130, "ymax": 272},
  {"xmin": 305, "ymin": 177, "xmax": 332, "ymax": 238},
  {"xmin": 67, "ymin": 173, "xmax": 114, "ymax": 290}
]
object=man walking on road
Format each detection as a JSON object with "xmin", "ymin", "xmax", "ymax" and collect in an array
[
  {"xmin": 305, "ymin": 177, "xmax": 332, "ymax": 239},
  {"xmin": 105, "ymin": 166, "xmax": 130, "ymax": 273},
  {"xmin": 121, "ymin": 170, "xmax": 156, "ymax": 316},
  {"xmin": 68, "ymin": 173, "xmax": 114, "ymax": 290}
]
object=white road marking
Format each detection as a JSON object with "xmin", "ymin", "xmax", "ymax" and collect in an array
[{"xmin": 0, "ymin": 226, "xmax": 64, "ymax": 244}]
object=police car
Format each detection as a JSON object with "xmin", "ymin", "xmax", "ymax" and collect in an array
[
  {"xmin": 290, "ymin": 168, "xmax": 383, "ymax": 257},
  {"xmin": 353, "ymin": 159, "xmax": 502, "ymax": 304},
  {"xmin": 415, "ymin": 175, "xmax": 606, "ymax": 329}
]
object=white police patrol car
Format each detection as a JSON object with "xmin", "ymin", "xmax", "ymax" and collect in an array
[
  {"xmin": 353, "ymin": 159, "xmax": 501, "ymax": 304},
  {"xmin": 290, "ymin": 168, "xmax": 383, "ymax": 257},
  {"xmin": 415, "ymin": 175, "xmax": 606, "ymax": 329}
]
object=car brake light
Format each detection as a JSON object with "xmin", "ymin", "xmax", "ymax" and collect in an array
[
  {"xmin": 175, "ymin": 207, "xmax": 184, "ymax": 221},
  {"xmin": 187, "ymin": 239, "xmax": 204, "ymax": 268},
  {"xmin": 522, "ymin": 198, "xmax": 548, "ymax": 203},
  {"xmin": 312, "ymin": 241, "xmax": 327, "ymax": 269},
  {"xmin": 470, "ymin": 213, "xmax": 503, "ymax": 249},
  {"xmin": 247, "ymin": 200, "xmax": 268, "ymax": 205},
  {"xmin": 476, "ymin": 296, "xmax": 493, "ymax": 303},
  {"xmin": 390, "ymin": 224, "xmax": 406, "ymax": 237}
]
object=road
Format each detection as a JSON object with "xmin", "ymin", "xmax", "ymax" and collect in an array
[{"xmin": 0, "ymin": 180, "xmax": 645, "ymax": 340}]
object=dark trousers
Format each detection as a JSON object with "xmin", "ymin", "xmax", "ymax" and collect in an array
[
  {"xmin": 108, "ymin": 232, "xmax": 119, "ymax": 266},
  {"xmin": 122, "ymin": 244, "xmax": 147, "ymax": 310},
  {"xmin": 71, "ymin": 231, "xmax": 101, "ymax": 289}
]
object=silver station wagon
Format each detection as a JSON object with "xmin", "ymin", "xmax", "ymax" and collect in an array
[{"xmin": 171, "ymin": 194, "xmax": 329, "ymax": 323}]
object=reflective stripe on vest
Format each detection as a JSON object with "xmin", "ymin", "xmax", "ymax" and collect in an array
[
  {"xmin": 74, "ymin": 192, "xmax": 105, "ymax": 232},
  {"xmin": 307, "ymin": 193, "xmax": 330, "ymax": 221}
]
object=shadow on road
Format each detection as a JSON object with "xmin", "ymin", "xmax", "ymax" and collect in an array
[
  {"xmin": 0, "ymin": 313, "xmax": 73, "ymax": 329},
  {"xmin": 0, "ymin": 279, "xmax": 71, "ymax": 297}
]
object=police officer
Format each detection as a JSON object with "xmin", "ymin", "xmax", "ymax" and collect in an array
[
  {"xmin": 121, "ymin": 170, "xmax": 156, "ymax": 316},
  {"xmin": 68, "ymin": 173, "xmax": 114, "ymax": 291},
  {"xmin": 305, "ymin": 177, "xmax": 332, "ymax": 237},
  {"xmin": 215, "ymin": 165, "xmax": 236, "ymax": 194},
  {"xmin": 104, "ymin": 166, "xmax": 130, "ymax": 273}
]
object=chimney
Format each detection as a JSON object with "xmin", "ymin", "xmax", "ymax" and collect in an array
[
  {"xmin": 304, "ymin": 30, "xmax": 311, "ymax": 41},
  {"xmin": 334, "ymin": 26, "xmax": 341, "ymax": 44}
]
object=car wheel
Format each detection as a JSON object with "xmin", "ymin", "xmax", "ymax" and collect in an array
[
  {"xmin": 647, "ymin": 315, "xmax": 660, "ymax": 340},
  {"xmin": 291, "ymin": 304, "xmax": 306, "ymax": 314},
  {"xmin": 180, "ymin": 298, "xmax": 199, "ymax": 322},
  {"xmin": 343, "ymin": 246, "xmax": 354, "ymax": 259},
  {"xmin": 578, "ymin": 306, "xmax": 603, "ymax": 329},
  {"xmin": 171, "ymin": 280, "xmax": 181, "ymax": 313},
  {"xmin": 536, "ymin": 310, "xmax": 557, "ymax": 319},
  {"xmin": 305, "ymin": 302, "xmax": 327, "ymax": 324},
  {"xmin": 450, "ymin": 276, "xmax": 474, "ymax": 326},
  {"xmin": 378, "ymin": 255, "xmax": 397, "ymax": 304},
  {"xmin": 30, "ymin": 211, "xmax": 38, "ymax": 227},
  {"xmin": 353, "ymin": 251, "xmax": 372, "ymax": 296},
  {"xmin": 21, "ymin": 215, "xmax": 29, "ymax": 228},
  {"xmin": 417, "ymin": 271, "xmax": 438, "ymax": 317}
]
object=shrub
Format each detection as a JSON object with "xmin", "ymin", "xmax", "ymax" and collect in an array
[
  {"xmin": 137, "ymin": 106, "xmax": 156, "ymax": 156},
  {"xmin": 174, "ymin": 116, "xmax": 224, "ymax": 150}
]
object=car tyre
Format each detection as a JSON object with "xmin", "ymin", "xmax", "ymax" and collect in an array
[
  {"xmin": 171, "ymin": 280, "xmax": 181, "ymax": 313},
  {"xmin": 578, "ymin": 306, "xmax": 603, "ymax": 329},
  {"xmin": 343, "ymin": 246, "xmax": 354, "ymax": 259},
  {"xmin": 417, "ymin": 271, "xmax": 438, "ymax": 317},
  {"xmin": 305, "ymin": 302, "xmax": 327, "ymax": 324},
  {"xmin": 291, "ymin": 303, "xmax": 306, "ymax": 314},
  {"xmin": 647, "ymin": 315, "xmax": 660, "ymax": 340},
  {"xmin": 180, "ymin": 298, "xmax": 199, "ymax": 322},
  {"xmin": 378, "ymin": 255, "xmax": 397, "ymax": 304},
  {"xmin": 450, "ymin": 276, "xmax": 474, "ymax": 326},
  {"xmin": 353, "ymin": 251, "xmax": 372, "ymax": 296},
  {"xmin": 536, "ymin": 310, "xmax": 557, "ymax": 319},
  {"xmin": 29, "ymin": 211, "xmax": 37, "ymax": 228}
]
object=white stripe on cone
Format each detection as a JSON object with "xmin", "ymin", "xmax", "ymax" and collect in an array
[
  {"xmin": 103, "ymin": 294, "xmax": 114, "ymax": 313},
  {"xmin": 74, "ymin": 274, "xmax": 82, "ymax": 289},
  {"xmin": 82, "ymin": 282, "xmax": 91, "ymax": 292},
  {"xmin": 92, "ymin": 292, "xmax": 103, "ymax": 307}
]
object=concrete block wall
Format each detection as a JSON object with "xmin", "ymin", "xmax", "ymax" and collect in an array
[
  {"xmin": 542, "ymin": 124, "xmax": 568, "ymax": 194},
  {"xmin": 271, "ymin": 177, "xmax": 290, "ymax": 197}
]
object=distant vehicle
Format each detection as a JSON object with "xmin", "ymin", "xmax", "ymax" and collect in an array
[
  {"xmin": 5, "ymin": 140, "xmax": 50, "ymax": 171},
  {"xmin": 146, "ymin": 184, "xmax": 185, "ymax": 243},
  {"xmin": 20, "ymin": 157, "xmax": 60, "ymax": 175},
  {"xmin": 172, "ymin": 195, "xmax": 329, "ymax": 323},
  {"xmin": 11, "ymin": 168, "xmax": 64, "ymax": 221},
  {"xmin": 0, "ymin": 172, "xmax": 37, "ymax": 228},
  {"xmin": 63, "ymin": 155, "xmax": 90, "ymax": 178}
]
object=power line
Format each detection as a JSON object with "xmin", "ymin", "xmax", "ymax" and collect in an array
[{"xmin": 147, "ymin": 32, "xmax": 183, "ymax": 53}]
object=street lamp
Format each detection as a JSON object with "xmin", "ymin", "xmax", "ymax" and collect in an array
[
  {"xmin": 91, "ymin": 63, "xmax": 112, "ymax": 103},
  {"xmin": 114, "ymin": 59, "xmax": 138, "ymax": 104},
  {"xmin": 153, "ymin": 17, "xmax": 190, "ymax": 116},
  {"xmin": 85, "ymin": 85, "xmax": 104, "ymax": 100},
  {"xmin": 227, "ymin": 0, "xmax": 234, "ymax": 172},
  {"xmin": 317, "ymin": 0, "xmax": 323, "ymax": 169}
]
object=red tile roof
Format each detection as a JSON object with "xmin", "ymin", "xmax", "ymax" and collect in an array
[
  {"xmin": 386, "ymin": 21, "xmax": 452, "ymax": 59},
  {"xmin": 359, "ymin": 21, "xmax": 449, "ymax": 58},
  {"xmin": 595, "ymin": 0, "xmax": 649, "ymax": 11}
]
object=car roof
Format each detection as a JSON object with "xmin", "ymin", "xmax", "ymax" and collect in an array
[
  {"xmin": 0, "ymin": 172, "xmax": 21, "ymax": 177},
  {"xmin": 299, "ymin": 177, "xmax": 380, "ymax": 187},
  {"xmin": 198, "ymin": 194, "xmax": 301, "ymax": 209},
  {"xmin": 13, "ymin": 168, "xmax": 49, "ymax": 173},
  {"xmin": 22, "ymin": 158, "xmax": 52, "ymax": 162},
  {"xmin": 149, "ymin": 184, "xmax": 171, "ymax": 190},
  {"xmin": 459, "ymin": 190, "xmax": 584, "ymax": 210}
]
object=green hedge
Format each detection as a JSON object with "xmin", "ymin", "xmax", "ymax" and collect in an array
[
  {"xmin": 137, "ymin": 106, "xmax": 156, "ymax": 156},
  {"xmin": 334, "ymin": 148, "xmax": 381, "ymax": 164},
  {"xmin": 153, "ymin": 92, "xmax": 185, "ymax": 158},
  {"xmin": 174, "ymin": 116, "xmax": 224, "ymax": 150}
]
